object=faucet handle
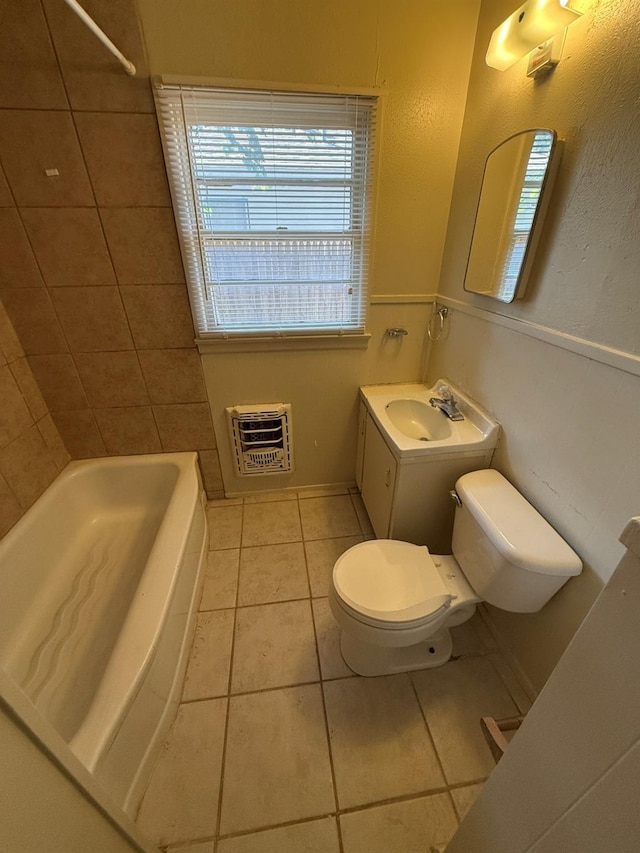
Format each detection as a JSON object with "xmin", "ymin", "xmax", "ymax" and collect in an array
[{"xmin": 437, "ymin": 383, "xmax": 454, "ymax": 401}]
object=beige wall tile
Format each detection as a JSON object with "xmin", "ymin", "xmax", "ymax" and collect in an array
[
  {"xmin": 0, "ymin": 0, "xmax": 68, "ymax": 110},
  {"xmin": 120, "ymin": 285, "xmax": 195, "ymax": 348},
  {"xmin": 0, "ymin": 110, "xmax": 94, "ymax": 207},
  {"xmin": 50, "ymin": 286, "xmax": 133, "ymax": 352},
  {"xmin": 95, "ymin": 406, "xmax": 161, "ymax": 455},
  {"xmin": 51, "ymin": 409, "xmax": 106, "ymax": 458},
  {"xmin": 75, "ymin": 112, "xmax": 171, "ymax": 207},
  {"xmin": 37, "ymin": 413, "xmax": 70, "ymax": 472},
  {"xmin": 0, "ymin": 209, "xmax": 44, "ymax": 288},
  {"xmin": 21, "ymin": 207, "xmax": 115, "ymax": 287},
  {"xmin": 74, "ymin": 351, "xmax": 148, "ymax": 407},
  {"xmin": 137, "ymin": 698, "xmax": 227, "ymax": 846},
  {"xmin": 323, "ymin": 675, "xmax": 445, "ymax": 809},
  {"xmin": 153, "ymin": 402, "xmax": 215, "ymax": 452},
  {"xmin": 0, "ymin": 471, "xmax": 22, "ymax": 538},
  {"xmin": 138, "ymin": 349, "xmax": 206, "ymax": 404},
  {"xmin": 0, "ymin": 364, "xmax": 33, "ymax": 448},
  {"xmin": 28, "ymin": 354, "xmax": 88, "ymax": 411},
  {"xmin": 1, "ymin": 288, "xmax": 68, "ymax": 355},
  {"xmin": 0, "ymin": 424, "xmax": 59, "ymax": 508},
  {"xmin": 101, "ymin": 208, "xmax": 185, "ymax": 284},
  {"xmin": 9, "ymin": 358, "xmax": 48, "ymax": 421},
  {"xmin": 0, "ymin": 165, "xmax": 12, "ymax": 206},
  {"xmin": 0, "ymin": 299, "xmax": 24, "ymax": 362},
  {"xmin": 42, "ymin": 0, "xmax": 153, "ymax": 113},
  {"xmin": 198, "ymin": 449, "xmax": 223, "ymax": 495},
  {"xmin": 0, "ymin": 166, "xmax": 14, "ymax": 207},
  {"xmin": 220, "ymin": 685, "xmax": 334, "ymax": 834}
]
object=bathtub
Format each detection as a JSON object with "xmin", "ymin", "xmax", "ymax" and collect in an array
[{"xmin": 0, "ymin": 452, "xmax": 208, "ymax": 816}]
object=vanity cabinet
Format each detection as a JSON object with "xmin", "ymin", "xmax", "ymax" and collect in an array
[{"xmin": 358, "ymin": 405, "xmax": 493, "ymax": 553}]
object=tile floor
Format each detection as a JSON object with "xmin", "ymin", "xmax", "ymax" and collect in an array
[{"xmin": 136, "ymin": 488, "xmax": 530, "ymax": 853}]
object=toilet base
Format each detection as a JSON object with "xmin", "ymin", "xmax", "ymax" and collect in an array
[{"xmin": 339, "ymin": 629, "xmax": 454, "ymax": 677}]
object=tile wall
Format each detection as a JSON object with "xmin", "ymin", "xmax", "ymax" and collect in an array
[
  {"xmin": 0, "ymin": 0, "xmax": 222, "ymax": 498},
  {"xmin": 0, "ymin": 298, "xmax": 69, "ymax": 537}
]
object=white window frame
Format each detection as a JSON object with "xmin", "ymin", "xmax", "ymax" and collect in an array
[{"xmin": 154, "ymin": 79, "xmax": 379, "ymax": 352}]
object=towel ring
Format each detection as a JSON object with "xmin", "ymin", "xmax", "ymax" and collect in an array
[{"xmin": 427, "ymin": 306, "xmax": 449, "ymax": 341}]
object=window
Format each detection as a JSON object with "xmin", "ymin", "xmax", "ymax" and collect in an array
[{"xmin": 155, "ymin": 83, "xmax": 378, "ymax": 342}]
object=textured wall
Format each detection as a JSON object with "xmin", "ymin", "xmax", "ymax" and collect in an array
[
  {"xmin": 428, "ymin": 0, "xmax": 640, "ymax": 691},
  {"xmin": 0, "ymin": 0, "xmax": 221, "ymax": 497}
]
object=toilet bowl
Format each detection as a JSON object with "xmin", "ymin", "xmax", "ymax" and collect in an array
[{"xmin": 330, "ymin": 469, "xmax": 582, "ymax": 677}]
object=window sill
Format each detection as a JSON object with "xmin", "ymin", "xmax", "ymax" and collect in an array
[{"xmin": 196, "ymin": 333, "xmax": 371, "ymax": 354}]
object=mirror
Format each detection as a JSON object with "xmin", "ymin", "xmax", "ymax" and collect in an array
[{"xmin": 464, "ymin": 129, "xmax": 560, "ymax": 303}]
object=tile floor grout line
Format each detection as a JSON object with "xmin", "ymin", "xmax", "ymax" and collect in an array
[
  {"xmin": 216, "ymin": 810, "xmax": 338, "ymax": 842},
  {"xmin": 213, "ymin": 500, "xmax": 245, "ymax": 844},
  {"xmin": 408, "ymin": 670, "xmax": 452, "ymax": 790},
  {"xmin": 301, "ymin": 492, "xmax": 346, "ymax": 853},
  {"xmin": 213, "ymin": 782, "xmax": 484, "ymax": 843}
]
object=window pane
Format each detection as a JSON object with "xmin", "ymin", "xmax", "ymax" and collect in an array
[{"xmin": 204, "ymin": 238, "xmax": 353, "ymax": 284}]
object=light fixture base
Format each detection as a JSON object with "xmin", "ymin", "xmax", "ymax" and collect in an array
[{"xmin": 527, "ymin": 31, "xmax": 566, "ymax": 77}]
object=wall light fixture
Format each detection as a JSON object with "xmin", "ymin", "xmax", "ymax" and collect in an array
[{"xmin": 486, "ymin": 0, "xmax": 582, "ymax": 72}]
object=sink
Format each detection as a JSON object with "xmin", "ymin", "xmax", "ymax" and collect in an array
[
  {"xmin": 385, "ymin": 399, "xmax": 452, "ymax": 442},
  {"xmin": 360, "ymin": 380, "xmax": 500, "ymax": 459}
]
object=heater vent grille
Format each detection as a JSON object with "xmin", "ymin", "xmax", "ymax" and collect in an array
[{"xmin": 226, "ymin": 404, "xmax": 293, "ymax": 476}]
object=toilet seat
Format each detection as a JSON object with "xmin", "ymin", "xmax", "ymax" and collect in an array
[{"xmin": 333, "ymin": 540, "xmax": 453, "ymax": 625}]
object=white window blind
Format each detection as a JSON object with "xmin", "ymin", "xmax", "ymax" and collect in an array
[
  {"xmin": 154, "ymin": 83, "xmax": 378, "ymax": 339},
  {"xmin": 497, "ymin": 131, "xmax": 554, "ymax": 300}
]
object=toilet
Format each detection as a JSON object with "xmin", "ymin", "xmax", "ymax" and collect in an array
[{"xmin": 330, "ymin": 469, "xmax": 582, "ymax": 676}]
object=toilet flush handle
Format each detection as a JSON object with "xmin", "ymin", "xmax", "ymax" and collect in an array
[{"xmin": 449, "ymin": 489, "xmax": 462, "ymax": 507}]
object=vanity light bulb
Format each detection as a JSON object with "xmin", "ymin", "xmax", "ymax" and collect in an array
[{"xmin": 486, "ymin": 0, "xmax": 582, "ymax": 71}]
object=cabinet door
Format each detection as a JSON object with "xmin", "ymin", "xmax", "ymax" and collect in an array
[
  {"xmin": 355, "ymin": 401, "xmax": 367, "ymax": 490},
  {"xmin": 361, "ymin": 413, "xmax": 397, "ymax": 538}
]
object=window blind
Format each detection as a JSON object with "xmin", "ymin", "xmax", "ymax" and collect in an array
[
  {"xmin": 155, "ymin": 83, "xmax": 378, "ymax": 338},
  {"xmin": 497, "ymin": 132, "xmax": 554, "ymax": 300}
]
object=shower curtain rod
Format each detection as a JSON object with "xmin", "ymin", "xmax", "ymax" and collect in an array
[{"xmin": 62, "ymin": 0, "xmax": 136, "ymax": 76}]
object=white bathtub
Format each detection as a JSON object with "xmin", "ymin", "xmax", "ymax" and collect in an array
[{"xmin": 0, "ymin": 452, "xmax": 208, "ymax": 816}]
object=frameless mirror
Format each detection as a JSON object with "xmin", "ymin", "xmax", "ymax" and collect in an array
[{"xmin": 464, "ymin": 129, "xmax": 560, "ymax": 303}]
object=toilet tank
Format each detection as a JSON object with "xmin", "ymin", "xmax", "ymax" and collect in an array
[{"xmin": 452, "ymin": 470, "xmax": 582, "ymax": 613}]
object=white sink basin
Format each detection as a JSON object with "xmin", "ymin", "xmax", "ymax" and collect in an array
[
  {"xmin": 385, "ymin": 399, "xmax": 452, "ymax": 442},
  {"xmin": 360, "ymin": 380, "xmax": 500, "ymax": 459}
]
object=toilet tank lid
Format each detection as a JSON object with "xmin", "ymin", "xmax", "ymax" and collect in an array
[{"xmin": 456, "ymin": 470, "xmax": 582, "ymax": 577}]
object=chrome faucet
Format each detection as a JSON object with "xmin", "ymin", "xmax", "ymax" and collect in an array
[{"xmin": 429, "ymin": 385, "xmax": 465, "ymax": 421}]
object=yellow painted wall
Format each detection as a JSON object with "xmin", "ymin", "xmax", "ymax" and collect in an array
[
  {"xmin": 136, "ymin": 0, "xmax": 480, "ymax": 490},
  {"xmin": 429, "ymin": 0, "xmax": 640, "ymax": 690}
]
